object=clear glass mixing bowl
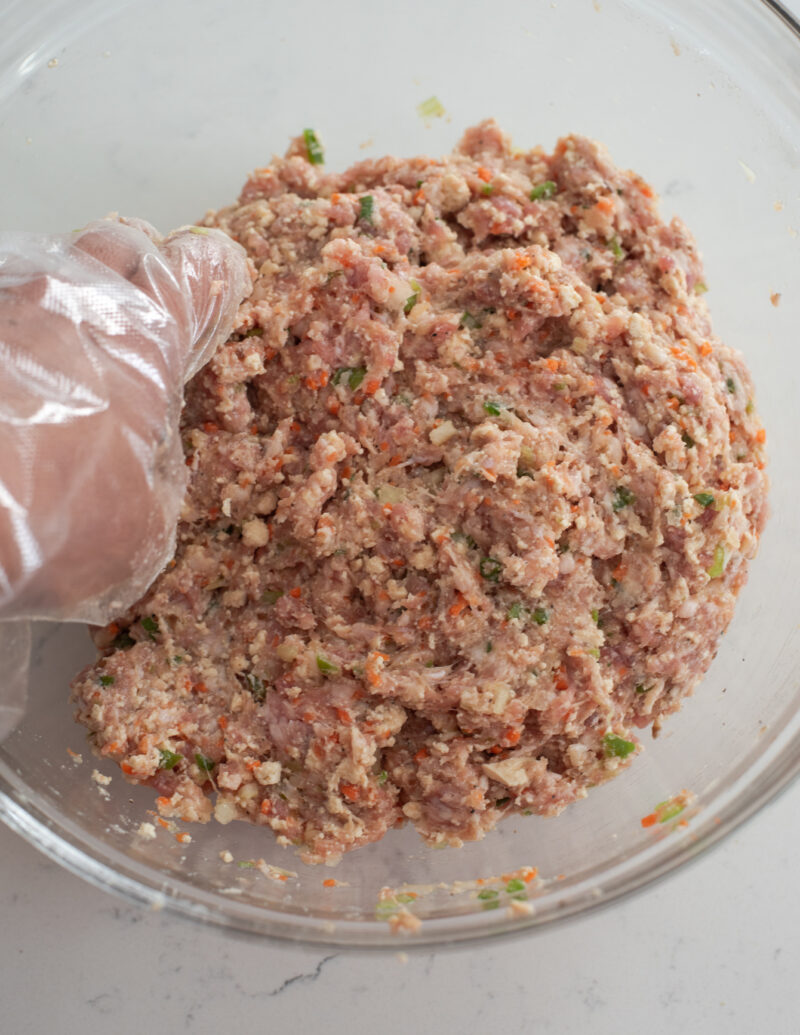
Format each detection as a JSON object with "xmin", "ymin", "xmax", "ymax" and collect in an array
[{"xmin": 1, "ymin": 0, "xmax": 799, "ymax": 946}]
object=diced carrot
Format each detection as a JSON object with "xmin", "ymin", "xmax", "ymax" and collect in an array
[
  {"xmin": 120, "ymin": 762, "xmax": 134, "ymax": 775},
  {"xmin": 755, "ymin": 428, "xmax": 766, "ymax": 444},
  {"xmin": 595, "ymin": 196, "xmax": 614, "ymax": 214},
  {"xmin": 217, "ymin": 716, "xmax": 228, "ymax": 730},
  {"xmin": 260, "ymin": 799, "xmax": 273, "ymax": 815},
  {"xmin": 477, "ymin": 166, "xmax": 492, "ymax": 182},
  {"xmin": 641, "ymin": 812, "xmax": 658, "ymax": 828},
  {"xmin": 193, "ymin": 681, "xmax": 208, "ymax": 694},
  {"xmin": 335, "ymin": 707, "xmax": 352, "ymax": 723},
  {"xmin": 340, "ymin": 783, "xmax": 361, "ymax": 803},
  {"xmin": 203, "ymin": 421, "xmax": 218, "ymax": 433},
  {"xmin": 156, "ymin": 796, "xmax": 172, "ymax": 809},
  {"xmin": 364, "ymin": 378, "xmax": 380, "ymax": 396},
  {"xmin": 504, "ymin": 729, "xmax": 521, "ymax": 747},
  {"xmin": 699, "ymin": 341, "xmax": 713, "ymax": 357},
  {"xmin": 175, "ymin": 832, "xmax": 191, "ymax": 844},
  {"xmin": 327, "ymin": 397, "xmax": 340, "ymax": 416},
  {"xmin": 323, "ymin": 878, "xmax": 337, "ymax": 888},
  {"xmin": 289, "ymin": 586, "xmax": 302, "ymax": 599},
  {"xmin": 513, "ymin": 252, "xmax": 532, "ymax": 270},
  {"xmin": 414, "ymin": 748, "xmax": 428, "ymax": 763},
  {"xmin": 546, "ymin": 356, "xmax": 560, "ymax": 372},
  {"xmin": 413, "ymin": 188, "xmax": 425, "ymax": 205},
  {"xmin": 379, "ymin": 440, "xmax": 390, "ymax": 452},
  {"xmin": 638, "ymin": 181, "xmax": 655, "ymax": 199}
]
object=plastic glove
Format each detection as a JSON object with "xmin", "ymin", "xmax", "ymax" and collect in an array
[{"xmin": 0, "ymin": 217, "xmax": 251, "ymax": 737}]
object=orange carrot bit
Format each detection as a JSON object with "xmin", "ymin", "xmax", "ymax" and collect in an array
[
  {"xmin": 546, "ymin": 356, "xmax": 560, "ymax": 372},
  {"xmin": 641, "ymin": 383, "xmax": 651, "ymax": 397},
  {"xmin": 192, "ymin": 681, "xmax": 208, "ymax": 694},
  {"xmin": 157, "ymin": 817, "xmax": 170, "ymax": 830},
  {"xmin": 640, "ymin": 812, "xmax": 658, "ymax": 828},
  {"xmin": 489, "ymin": 745, "xmax": 504, "ymax": 755},
  {"xmin": 175, "ymin": 832, "xmax": 191, "ymax": 844},
  {"xmin": 595, "ymin": 196, "xmax": 614, "ymax": 214},
  {"xmin": 504, "ymin": 728, "xmax": 521, "ymax": 747},
  {"xmin": 246, "ymin": 760, "xmax": 261, "ymax": 771},
  {"xmin": 364, "ymin": 378, "xmax": 381, "ymax": 396},
  {"xmin": 120, "ymin": 762, "xmax": 134, "ymax": 775},
  {"xmin": 260, "ymin": 799, "xmax": 273, "ymax": 816},
  {"xmin": 335, "ymin": 707, "xmax": 352, "ymax": 724},
  {"xmin": 340, "ymin": 783, "xmax": 361, "ymax": 803},
  {"xmin": 208, "ymin": 505, "xmax": 220, "ymax": 520},
  {"xmin": 414, "ymin": 748, "xmax": 428, "ymax": 763},
  {"xmin": 666, "ymin": 396, "xmax": 679, "ymax": 410},
  {"xmin": 638, "ymin": 181, "xmax": 655, "ymax": 199},
  {"xmin": 388, "ymin": 454, "xmax": 403, "ymax": 467},
  {"xmin": 156, "ymin": 796, "xmax": 172, "ymax": 809},
  {"xmin": 289, "ymin": 586, "xmax": 302, "ymax": 599},
  {"xmin": 505, "ymin": 308, "xmax": 519, "ymax": 321},
  {"xmin": 217, "ymin": 715, "xmax": 228, "ymax": 730},
  {"xmin": 203, "ymin": 421, "xmax": 219, "ymax": 434},
  {"xmin": 699, "ymin": 341, "xmax": 713, "ymax": 357},
  {"xmin": 755, "ymin": 427, "xmax": 766, "ymax": 444},
  {"xmin": 477, "ymin": 165, "xmax": 492, "ymax": 182},
  {"xmin": 104, "ymin": 621, "xmax": 120, "ymax": 639},
  {"xmin": 327, "ymin": 397, "xmax": 341, "ymax": 416},
  {"xmin": 323, "ymin": 878, "xmax": 337, "ymax": 888},
  {"xmin": 330, "ymin": 192, "xmax": 341, "ymax": 204},
  {"xmin": 523, "ymin": 867, "xmax": 539, "ymax": 883},
  {"xmin": 611, "ymin": 562, "xmax": 627, "ymax": 582},
  {"xmin": 413, "ymin": 188, "xmax": 425, "ymax": 205},
  {"xmin": 448, "ymin": 592, "xmax": 468, "ymax": 618},
  {"xmin": 513, "ymin": 251, "xmax": 532, "ymax": 270},
  {"xmin": 379, "ymin": 440, "xmax": 390, "ymax": 452}
]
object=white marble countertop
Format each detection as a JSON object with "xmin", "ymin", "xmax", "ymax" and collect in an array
[
  {"xmin": 2, "ymin": 781, "xmax": 798, "ymax": 1033},
  {"xmin": 3, "ymin": 1, "xmax": 800, "ymax": 1029}
]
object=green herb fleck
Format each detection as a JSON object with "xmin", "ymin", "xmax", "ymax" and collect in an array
[
  {"xmin": 485, "ymin": 641, "xmax": 493, "ymax": 654},
  {"xmin": 508, "ymin": 602, "xmax": 523, "ymax": 620},
  {"xmin": 195, "ymin": 752, "xmax": 216, "ymax": 775},
  {"xmin": 417, "ymin": 95, "xmax": 445, "ymax": 119},
  {"xmin": 403, "ymin": 292, "xmax": 419, "ymax": 315},
  {"xmin": 745, "ymin": 399, "xmax": 754, "ymax": 414},
  {"xmin": 237, "ymin": 860, "xmax": 255, "ymax": 869},
  {"xmin": 608, "ymin": 235, "xmax": 625, "ymax": 261},
  {"xmin": 707, "ymin": 543, "xmax": 725, "ymax": 579},
  {"xmin": 99, "ymin": 674, "xmax": 115, "ymax": 687},
  {"xmin": 359, "ymin": 195, "xmax": 374, "ymax": 223},
  {"xmin": 141, "ymin": 615, "xmax": 159, "ymax": 641},
  {"xmin": 635, "ymin": 683, "xmax": 652, "ymax": 694},
  {"xmin": 532, "ymin": 607, "xmax": 548, "ymax": 626},
  {"xmin": 505, "ymin": 878, "xmax": 526, "ymax": 894},
  {"xmin": 158, "ymin": 747, "xmax": 182, "ymax": 770},
  {"xmin": 591, "ymin": 608, "xmax": 600, "ymax": 625},
  {"xmin": 530, "ymin": 180, "xmax": 557, "ymax": 201},
  {"xmin": 483, "ymin": 399, "xmax": 502, "ymax": 416},
  {"xmin": 348, "ymin": 366, "xmax": 367, "ymax": 390},
  {"xmin": 656, "ymin": 798, "xmax": 686, "ymax": 822},
  {"xmin": 245, "ymin": 673, "xmax": 267, "ymax": 703},
  {"xmin": 681, "ymin": 431, "xmax": 695, "ymax": 449},
  {"xmin": 244, "ymin": 327, "xmax": 262, "ymax": 337},
  {"xmin": 316, "ymin": 655, "xmax": 340, "ymax": 677},
  {"xmin": 173, "ymin": 655, "xmax": 185, "ymax": 665},
  {"xmin": 395, "ymin": 892, "xmax": 416, "ymax": 905},
  {"xmin": 694, "ymin": 281, "xmax": 708, "ymax": 295},
  {"xmin": 603, "ymin": 733, "xmax": 636, "ymax": 759},
  {"xmin": 612, "ymin": 485, "xmax": 636, "ymax": 512},
  {"xmin": 303, "ymin": 128, "xmax": 324, "ymax": 165},
  {"xmin": 262, "ymin": 589, "xmax": 284, "ymax": 606},
  {"xmin": 477, "ymin": 888, "xmax": 499, "ymax": 900},
  {"xmin": 553, "ymin": 381, "xmax": 567, "ymax": 391},
  {"xmin": 693, "ymin": 492, "xmax": 715, "ymax": 508},
  {"xmin": 112, "ymin": 630, "xmax": 135, "ymax": 651},
  {"xmin": 479, "ymin": 556, "xmax": 503, "ymax": 582},
  {"xmin": 726, "ymin": 377, "xmax": 736, "ymax": 394},
  {"xmin": 377, "ymin": 770, "xmax": 388, "ymax": 785},
  {"xmin": 481, "ymin": 183, "xmax": 494, "ymax": 197},
  {"xmin": 588, "ymin": 647, "xmax": 600, "ymax": 659},
  {"xmin": 460, "ymin": 311, "xmax": 482, "ymax": 330}
]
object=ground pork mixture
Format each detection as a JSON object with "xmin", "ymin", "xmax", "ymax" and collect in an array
[{"xmin": 71, "ymin": 121, "xmax": 768, "ymax": 864}]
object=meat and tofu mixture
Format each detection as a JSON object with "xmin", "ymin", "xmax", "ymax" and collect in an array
[{"xmin": 71, "ymin": 121, "xmax": 768, "ymax": 863}]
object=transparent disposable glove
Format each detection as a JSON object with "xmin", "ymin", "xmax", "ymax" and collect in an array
[{"xmin": 0, "ymin": 217, "xmax": 251, "ymax": 738}]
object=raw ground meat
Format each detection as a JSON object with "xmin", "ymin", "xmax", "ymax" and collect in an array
[{"xmin": 71, "ymin": 121, "xmax": 768, "ymax": 864}]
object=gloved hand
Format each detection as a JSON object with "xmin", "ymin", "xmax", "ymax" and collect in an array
[{"xmin": 0, "ymin": 217, "xmax": 251, "ymax": 737}]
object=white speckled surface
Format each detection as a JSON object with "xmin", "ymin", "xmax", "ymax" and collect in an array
[
  {"xmin": 1, "ymin": 783, "xmax": 798, "ymax": 1032},
  {"xmin": 3, "ymin": 0, "xmax": 800, "ymax": 1026}
]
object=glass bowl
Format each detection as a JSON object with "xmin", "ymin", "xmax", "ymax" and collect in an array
[{"xmin": 1, "ymin": 0, "xmax": 799, "ymax": 946}]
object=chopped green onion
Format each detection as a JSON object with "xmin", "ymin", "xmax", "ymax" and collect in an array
[
  {"xmin": 591, "ymin": 608, "xmax": 600, "ymax": 625},
  {"xmin": 195, "ymin": 752, "xmax": 216, "ymax": 775},
  {"xmin": 608, "ymin": 235, "xmax": 625, "ymax": 261},
  {"xmin": 553, "ymin": 381, "xmax": 567, "ymax": 391},
  {"xmin": 681, "ymin": 431, "xmax": 695, "ymax": 449},
  {"xmin": 507, "ymin": 602, "xmax": 523, "ymax": 620},
  {"xmin": 141, "ymin": 615, "xmax": 159, "ymax": 640},
  {"xmin": 262, "ymin": 589, "xmax": 284, "ymax": 605},
  {"xmin": 505, "ymin": 878, "xmax": 526, "ymax": 893},
  {"xmin": 587, "ymin": 647, "xmax": 600, "ymax": 659},
  {"xmin": 396, "ymin": 892, "xmax": 416, "ymax": 905},
  {"xmin": 482, "ymin": 899, "xmax": 501, "ymax": 910},
  {"xmin": 348, "ymin": 366, "xmax": 367, "ymax": 390},
  {"xmin": 481, "ymin": 183, "xmax": 494, "ymax": 197},
  {"xmin": 495, "ymin": 796, "xmax": 511, "ymax": 806},
  {"xmin": 532, "ymin": 607, "xmax": 548, "ymax": 625},
  {"xmin": 377, "ymin": 770, "xmax": 388, "ymax": 784},
  {"xmin": 745, "ymin": 399, "xmax": 754, "ymax": 414},
  {"xmin": 694, "ymin": 281, "xmax": 708, "ymax": 295},
  {"xmin": 693, "ymin": 492, "xmax": 715, "ymax": 508},
  {"xmin": 530, "ymin": 180, "xmax": 557, "ymax": 201},
  {"xmin": 245, "ymin": 673, "xmax": 267, "ymax": 703},
  {"xmin": 403, "ymin": 292, "xmax": 419, "ymax": 314},
  {"xmin": 244, "ymin": 327, "xmax": 262, "ymax": 337},
  {"xmin": 99, "ymin": 674, "xmax": 115, "ymax": 687},
  {"xmin": 707, "ymin": 543, "xmax": 725, "ymax": 579},
  {"xmin": 316, "ymin": 655, "xmax": 339, "ymax": 677},
  {"xmin": 173, "ymin": 655, "xmax": 185, "ymax": 665},
  {"xmin": 485, "ymin": 641, "xmax": 493, "ymax": 654},
  {"xmin": 359, "ymin": 195, "xmax": 374, "ymax": 223},
  {"xmin": 477, "ymin": 888, "xmax": 499, "ymax": 900},
  {"xmin": 417, "ymin": 95, "xmax": 445, "ymax": 119},
  {"xmin": 726, "ymin": 377, "xmax": 736, "ymax": 394},
  {"xmin": 158, "ymin": 747, "xmax": 182, "ymax": 770},
  {"xmin": 303, "ymin": 128, "xmax": 324, "ymax": 165},
  {"xmin": 112, "ymin": 630, "xmax": 134, "ymax": 650},
  {"xmin": 635, "ymin": 683, "xmax": 652, "ymax": 694},
  {"xmin": 479, "ymin": 556, "xmax": 503, "ymax": 582},
  {"xmin": 612, "ymin": 486, "xmax": 635, "ymax": 512},
  {"xmin": 603, "ymin": 733, "xmax": 636, "ymax": 759},
  {"xmin": 460, "ymin": 311, "xmax": 481, "ymax": 330},
  {"xmin": 483, "ymin": 399, "xmax": 502, "ymax": 416},
  {"xmin": 656, "ymin": 798, "xmax": 686, "ymax": 822}
]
